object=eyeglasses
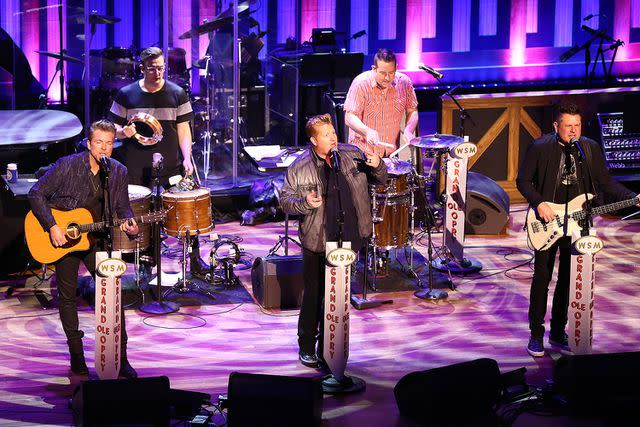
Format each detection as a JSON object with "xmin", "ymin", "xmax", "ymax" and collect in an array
[{"xmin": 144, "ymin": 65, "xmax": 166, "ymax": 73}]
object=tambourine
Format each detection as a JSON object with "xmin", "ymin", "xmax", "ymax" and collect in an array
[{"xmin": 128, "ymin": 112, "xmax": 163, "ymax": 146}]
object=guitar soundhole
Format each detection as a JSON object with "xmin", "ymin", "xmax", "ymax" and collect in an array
[{"xmin": 66, "ymin": 224, "xmax": 81, "ymax": 240}]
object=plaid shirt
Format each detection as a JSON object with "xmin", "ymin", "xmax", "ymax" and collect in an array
[{"xmin": 343, "ymin": 70, "xmax": 418, "ymax": 156}]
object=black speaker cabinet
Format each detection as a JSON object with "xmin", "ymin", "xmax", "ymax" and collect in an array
[
  {"xmin": 227, "ymin": 372, "xmax": 323, "ymax": 427},
  {"xmin": 394, "ymin": 358, "xmax": 501, "ymax": 426},
  {"xmin": 72, "ymin": 376, "xmax": 170, "ymax": 427},
  {"xmin": 465, "ymin": 171, "xmax": 510, "ymax": 235},
  {"xmin": 554, "ymin": 351, "xmax": 640, "ymax": 417},
  {"xmin": 251, "ymin": 255, "xmax": 304, "ymax": 309}
]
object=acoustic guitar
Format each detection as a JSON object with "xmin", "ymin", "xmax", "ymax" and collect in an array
[{"xmin": 24, "ymin": 207, "xmax": 166, "ymax": 264}]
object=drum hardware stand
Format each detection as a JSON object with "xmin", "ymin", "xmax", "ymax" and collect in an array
[
  {"xmin": 164, "ymin": 228, "xmax": 216, "ymax": 300},
  {"xmin": 267, "ymin": 213, "xmax": 301, "ymax": 256},
  {"xmin": 415, "ymin": 204, "xmax": 450, "ymax": 300},
  {"xmin": 206, "ymin": 237, "xmax": 241, "ymax": 287},
  {"xmin": 139, "ymin": 159, "xmax": 180, "ymax": 314}
]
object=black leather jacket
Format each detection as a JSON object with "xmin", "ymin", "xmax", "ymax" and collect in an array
[
  {"xmin": 28, "ymin": 152, "xmax": 133, "ymax": 231},
  {"xmin": 280, "ymin": 144, "xmax": 387, "ymax": 252}
]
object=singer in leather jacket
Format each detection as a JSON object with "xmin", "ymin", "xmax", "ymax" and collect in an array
[
  {"xmin": 28, "ymin": 120, "xmax": 139, "ymax": 379},
  {"xmin": 280, "ymin": 114, "xmax": 386, "ymax": 370}
]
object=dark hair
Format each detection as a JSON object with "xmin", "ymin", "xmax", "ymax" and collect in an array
[
  {"xmin": 88, "ymin": 119, "xmax": 116, "ymax": 141},
  {"xmin": 554, "ymin": 103, "xmax": 581, "ymax": 122},
  {"xmin": 139, "ymin": 46, "xmax": 164, "ymax": 66},
  {"xmin": 374, "ymin": 48, "xmax": 396, "ymax": 67},
  {"xmin": 305, "ymin": 114, "xmax": 333, "ymax": 139}
]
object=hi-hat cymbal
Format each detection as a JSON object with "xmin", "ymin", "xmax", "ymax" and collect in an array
[
  {"xmin": 35, "ymin": 50, "xmax": 83, "ymax": 65},
  {"xmin": 410, "ymin": 134, "xmax": 464, "ymax": 150},
  {"xmin": 178, "ymin": 1, "xmax": 252, "ymax": 39}
]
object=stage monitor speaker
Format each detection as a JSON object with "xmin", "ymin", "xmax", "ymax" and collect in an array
[
  {"xmin": 465, "ymin": 171, "xmax": 510, "ymax": 235},
  {"xmin": 394, "ymin": 358, "xmax": 501, "ymax": 426},
  {"xmin": 71, "ymin": 376, "xmax": 170, "ymax": 427},
  {"xmin": 227, "ymin": 372, "xmax": 323, "ymax": 427},
  {"xmin": 554, "ymin": 351, "xmax": 640, "ymax": 417},
  {"xmin": 251, "ymin": 255, "xmax": 304, "ymax": 309}
]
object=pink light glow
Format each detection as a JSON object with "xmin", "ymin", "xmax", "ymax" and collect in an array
[
  {"xmin": 614, "ymin": 0, "xmax": 631, "ymax": 61},
  {"xmin": 405, "ymin": 0, "xmax": 422, "ymax": 69},
  {"xmin": 509, "ymin": 0, "xmax": 526, "ymax": 66},
  {"xmin": 301, "ymin": 0, "xmax": 318, "ymax": 44},
  {"xmin": 22, "ymin": 0, "xmax": 40, "ymax": 100}
]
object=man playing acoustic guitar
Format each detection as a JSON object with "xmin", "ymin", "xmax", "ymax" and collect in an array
[
  {"xmin": 28, "ymin": 120, "xmax": 139, "ymax": 378},
  {"xmin": 516, "ymin": 103, "xmax": 639, "ymax": 358}
]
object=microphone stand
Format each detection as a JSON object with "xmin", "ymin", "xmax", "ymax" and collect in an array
[
  {"xmin": 100, "ymin": 164, "xmax": 113, "ymax": 257},
  {"xmin": 435, "ymin": 77, "xmax": 475, "ymax": 138},
  {"xmin": 139, "ymin": 161, "xmax": 179, "ymax": 314},
  {"xmin": 573, "ymin": 140, "xmax": 594, "ymax": 236}
]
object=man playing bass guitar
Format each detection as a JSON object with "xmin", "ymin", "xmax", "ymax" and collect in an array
[
  {"xmin": 28, "ymin": 120, "xmax": 139, "ymax": 378},
  {"xmin": 516, "ymin": 103, "xmax": 639, "ymax": 358}
]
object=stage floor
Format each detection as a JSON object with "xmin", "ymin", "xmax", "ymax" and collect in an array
[{"xmin": 1, "ymin": 204, "xmax": 640, "ymax": 426}]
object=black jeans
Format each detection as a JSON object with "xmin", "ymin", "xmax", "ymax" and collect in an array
[
  {"xmin": 298, "ymin": 248, "xmax": 326, "ymax": 356},
  {"xmin": 529, "ymin": 237, "xmax": 571, "ymax": 340},
  {"xmin": 55, "ymin": 246, "xmax": 128, "ymax": 357}
]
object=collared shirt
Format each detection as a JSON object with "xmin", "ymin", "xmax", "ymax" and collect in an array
[{"xmin": 343, "ymin": 70, "xmax": 418, "ymax": 157}]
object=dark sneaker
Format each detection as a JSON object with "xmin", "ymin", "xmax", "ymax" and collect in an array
[
  {"xmin": 298, "ymin": 351, "xmax": 319, "ymax": 368},
  {"xmin": 527, "ymin": 337, "xmax": 545, "ymax": 357},
  {"xmin": 549, "ymin": 332, "xmax": 574, "ymax": 355},
  {"xmin": 70, "ymin": 353, "xmax": 89, "ymax": 375},
  {"xmin": 118, "ymin": 359, "xmax": 138, "ymax": 379}
]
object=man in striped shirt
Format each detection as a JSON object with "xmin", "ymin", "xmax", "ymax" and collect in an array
[{"xmin": 344, "ymin": 48, "xmax": 419, "ymax": 158}]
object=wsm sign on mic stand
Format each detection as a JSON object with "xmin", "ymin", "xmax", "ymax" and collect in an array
[
  {"xmin": 94, "ymin": 251, "xmax": 126, "ymax": 379},
  {"xmin": 321, "ymin": 242, "xmax": 365, "ymax": 394}
]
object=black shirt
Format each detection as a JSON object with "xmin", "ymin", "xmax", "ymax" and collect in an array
[
  {"xmin": 551, "ymin": 142, "xmax": 583, "ymax": 204},
  {"xmin": 319, "ymin": 154, "xmax": 363, "ymax": 252}
]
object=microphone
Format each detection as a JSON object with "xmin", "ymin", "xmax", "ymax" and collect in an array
[
  {"xmin": 152, "ymin": 152, "xmax": 163, "ymax": 170},
  {"xmin": 352, "ymin": 30, "xmax": 366, "ymax": 39},
  {"xmin": 570, "ymin": 137, "xmax": 586, "ymax": 161},
  {"xmin": 330, "ymin": 148, "xmax": 340, "ymax": 172},
  {"xmin": 418, "ymin": 63, "xmax": 443, "ymax": 79},
  {"xmin": 99, "ymin": 154, "xmax": 110, "ymax": 174}
]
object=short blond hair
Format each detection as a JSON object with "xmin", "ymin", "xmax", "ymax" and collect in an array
[{"xmin": 305, "ymin": 114, "xmax": 333, "ymax": 139}]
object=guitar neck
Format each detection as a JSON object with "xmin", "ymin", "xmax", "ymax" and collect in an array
[
  {"xmin": 76, "ymin": 215, "xmax": 144, "ymax": 234},
  {"xmin": 572, "ymin": 197, "xmax": 637, "ymax": 221}
]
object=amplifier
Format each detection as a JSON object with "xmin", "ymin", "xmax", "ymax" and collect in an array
[{"xmin": 251, "ymin": 255, "xmax": 304, "ymax": 309}]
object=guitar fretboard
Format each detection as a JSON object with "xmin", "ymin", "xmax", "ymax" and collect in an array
[{"xmin": 571, "ymin": 197, "xmax": 637, "ymax": 222}]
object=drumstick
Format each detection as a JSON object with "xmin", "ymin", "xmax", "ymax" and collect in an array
[
  {"xmin": 389, "ymin": 141, "xmax": 411, "ymax": 158},
  {"xmin": 374, "ymin": 141, "xmax": 395, "ymax": 149}
]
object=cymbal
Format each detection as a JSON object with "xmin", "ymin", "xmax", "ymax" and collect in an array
[
  {"xmin": 178, "ymin": 1, "xmax": 252, "ymax": 39},
  {"xmin": 70, "ymin": 13, "xmax": 121, "ymax": 25},
  {"xmin": 410, "ymin": 134, "xmax": 464, "ymax": 150},
  {"xmin": 89, "ymin": 13, "xmax": 121, "ymax": 24},
  {"xmin": 35, "ymin": 50, "xmax": 83, "ymax": 65}
]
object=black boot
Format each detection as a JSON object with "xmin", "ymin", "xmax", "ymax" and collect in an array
[
  {"xmin": 70, "ymin": 352, "xmax": 88, "ymax": 375},
  {"xmin": 119, "ymin": 358, "xmax": 138, "ymax": 379}
]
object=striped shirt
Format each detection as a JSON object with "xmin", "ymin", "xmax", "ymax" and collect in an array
[
  {"xmin": 343, "ymin": 70, "xmax": 418, "ymax": 157},
  {"xmin": 109, "ymin": 80, "xmax": 193, "ymax": 186}
]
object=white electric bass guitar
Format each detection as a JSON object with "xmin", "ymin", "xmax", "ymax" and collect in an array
[{"xmin": 525, "ymin": 193, "xmax": 638, "ymax": 251}]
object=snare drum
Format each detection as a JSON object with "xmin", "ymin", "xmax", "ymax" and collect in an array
[
  {"xmin": 113, "ymin": 185, "xmax": 152, "ymax": 252},
  {"xmin": 162, "ymin": 188, "xmax": 213, "ymax": 237},
  {"xmin": 370, "ymin": 158, "xmax": 413, "ymax": 198}
]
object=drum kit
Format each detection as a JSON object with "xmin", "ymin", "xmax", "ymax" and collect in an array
[{"xmin": 364, "ymin": 133, "xmax": 464, "ymax": 292}]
